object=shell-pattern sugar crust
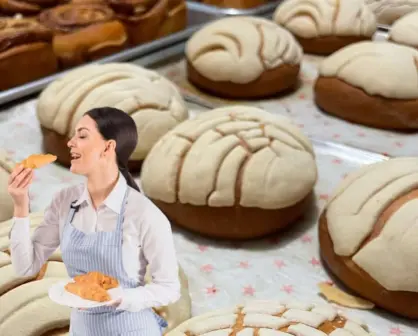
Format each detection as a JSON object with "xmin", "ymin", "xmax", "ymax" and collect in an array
[
  {"xmin": 185, "ymin": 16, "xmax": 303, "ymax": 84},
  {"xmin": 365, "ymin": 0, "xmax": 418, "ymax": 24},
  {"xmin": 273, "ymin": 0, "xmax": 377, "ymax": 39},
  {"xmin": 324, "ymin": 157, "xmax": 418, "ymax": 292},
  {"xmin": 0, "ymin": 148, "xmax": 17, "ymax": 222},
  {"xmin": 141, "ymin": 106, "xmax": 317, "ymax": 209},
  {"xmin": 37, "ymin": 63, "xmax": 188, "ymax": 160},
  {"xmin": 167, "ymin": 300, "xmax": 373, "ymax": 336},
  {"xmin": 318, "ymin": 41, "xmax": 418, "ymax": 100},
  {"xmin": 389, "ymin": 10, "xmax": 418, "ymax": 47}
]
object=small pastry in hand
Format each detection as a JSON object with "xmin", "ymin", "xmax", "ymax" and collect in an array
[
  {"xmin": 39, "ymin": 3, "xmax": 128, "ymax": 68},
  {"xmin": 74, "ymin": 271, "xmax": 119, "ymax": 290},
  {"xmin": 65, "ymin": 282, "xmax": 111, "ymax": 302},
  {"xmin": 20, "ymin": 154, "xmax": 57, "ymax": 169},
  {"xmin": 273, "ymin": 0, "xmax": 377, "ymax": 55},
  {"xmin": 0, "ymin": 17, "xmax": 58, "ymax": 91}
]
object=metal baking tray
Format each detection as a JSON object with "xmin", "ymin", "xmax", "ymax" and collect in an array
[
  {"xmin": 0, "ymin": 3, "xmax": 219, "ymax": 107},
  {"xmin": 186, "ymin": 0, "xmax": 280, "ymax": 17}
]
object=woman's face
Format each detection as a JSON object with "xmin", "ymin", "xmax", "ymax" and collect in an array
[{"xmin": 67, "ymin": 115, "xmax": 107, "ymax": 175}]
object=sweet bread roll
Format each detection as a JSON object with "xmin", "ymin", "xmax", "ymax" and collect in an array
[
  {"xmin": 320, "ymin": 157, "xmax": 418, "ymax": 319},
  {"xmin": 166, "ymin": 300, "xmax": 374, "ymax": 336},
  {"xmin": 314, "ymin": 41, "xmax": 418, "ymax": 129},
  {"xmin": 0, "ymin": 149, "xmax": 16, "ymax": 222},
  {"xmin": 186, "ymin": 17, "xmax": 302, "ymax": 99},
  {"xmin": 0, "ymin": 0, "xmax": 65, "ymax": 16},
  {"xmin": 365, "ymin": 0, "xmax": 418, "ymax": 25},
  {"xmin": 39, "ymin": 3, "xmax": 128, "ymax": 68},
  {"xmin": 73, "ymin": 271, "xmax": 119, "ymax": 290},
  {"xmin": 273, "ymin": 0, "xmax": 377, "ymax": 55},
  {"xmin": 36, "ymin": 62, "xmax": 188, "ymax": 171},
  {"xmin": 388, "ymin": 11, "xmax": 418, "ymax": 48},
  {"xmin": 20, "ymin": 153, "xmax": 57, "ymax": 169},
  {"xmin": 0, "ymin": 17, "xmax": 58, "ymax": 91},
  {"xmin": 141, "ymin": 105, "xmax": 317, "ymax": 240},
  {"xmin": 108, "ymin": 0, "xmax": 185, "ymax": 46},
  {"xmin": 65, "ymin": 282, "xmax": 111, "ymax": 302},
  {"xmin": 155, "ymin": 0, "xmax": 187, "ymax": 39}
]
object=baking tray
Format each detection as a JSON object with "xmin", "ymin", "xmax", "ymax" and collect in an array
[
  {"xmin": 0, "ymin": 3, "xmax": 219, "ymax": 107},
  {"xmin": 186, "ymin": 0, "xmax": 281, "ymax": 16}
]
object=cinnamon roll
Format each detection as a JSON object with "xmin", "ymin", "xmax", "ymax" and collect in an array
[
  {"xmin": 0, "ymin": 0, "xmax": 67, "ymax": 16},
  {"xmin": 0, "ymin": 17, "xmax": 58, "ymax": 91},
  {"xmin": 156, "ymin": 0, "xmax": 187, "ymax": 39},
  {"xmin": 39, "ymin": 3, "xmax": 128, "ymax": 67}
]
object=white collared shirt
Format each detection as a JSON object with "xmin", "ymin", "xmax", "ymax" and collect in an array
[{"xmin": 9, "ymin": 173, "xmax": 180, "ymax": 312}]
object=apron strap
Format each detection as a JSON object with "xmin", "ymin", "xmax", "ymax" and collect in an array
[{"xmin": 116, "ymin": 188, "xmax": 129, "ymax": 232}]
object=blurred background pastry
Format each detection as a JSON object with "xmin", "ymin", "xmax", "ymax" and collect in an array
[
  {"xmin": 36, "ymin": 62, "xmax": 188, "ymax": 171},
  {"xmin": 0, "ymin": 0, "xmax": 66, "ymax": 16},
  {"xmin": 273, "ymin": 0, "xmax": 377, "ymax": 55},
  {"xmin": 314, "ymin": 41, "xmax": 418, "ymax": 129},
  {"xmin": 141, "ymin": 105, "xmax": 317, "ymax": 240},
  {"xmin": 365, "ymin": 0, "xmax": 418, "ymax": 25},
  {"xmin": 39, "ymin": 3, "xmax": 128, "ymax": 68},
  {"xmin": 0, "ymin": 149, "xmax": 15, "ymax": 222},
  {"xmin": 186, "ymin": 17, "xmax": 303, "ymax": 99},
  {"xmin": 320, "ymin": 157, "xmax": 418, "ymax": 319},
  {"xmin": 0, "ymin": 17, "xmax": 58, "ymax": 91},
  {"xmin": 388, "ymin": 10, "xmax": 418, "ymax": 49}
]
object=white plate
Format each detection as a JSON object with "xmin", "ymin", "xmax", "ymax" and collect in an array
[{"xmin": 48, "ymin": 280, "xmax": 123, "ymax": 308}]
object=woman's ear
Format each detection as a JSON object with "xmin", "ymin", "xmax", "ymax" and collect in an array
[{"xmin": 104, "ymin": 139, "xmax": 117, "ymax": 154}]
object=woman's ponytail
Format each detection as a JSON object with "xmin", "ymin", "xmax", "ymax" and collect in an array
[{"xmin": 119, "ymin": 165, "xmax": 141, "ymax": 192}]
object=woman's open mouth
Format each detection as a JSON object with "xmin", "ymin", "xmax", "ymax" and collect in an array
[{"xmin": 70, "ymin": 153, "xmax": 81, "ymax": 161}]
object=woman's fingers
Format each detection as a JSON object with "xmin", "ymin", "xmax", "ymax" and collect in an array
[
  {"xmin": 10, "ymin": 168, "xmax": 32, "ymax": 189},
  {"xmin": 17, "ymin": 170, "xmax": 33, "ymax": 188},
  {"xmin": 8, "ymin": 165, "xmax": 25, "ymax": 184}
]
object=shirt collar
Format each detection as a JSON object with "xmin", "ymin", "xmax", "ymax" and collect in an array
[{"xmin": 73, "ymin": 173, "xmax": 127, "ymax": 214}]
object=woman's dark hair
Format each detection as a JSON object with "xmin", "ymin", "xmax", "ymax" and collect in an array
[{"xmin": 84, "ymin": 107, "xmax": 140, "ymax": 192}]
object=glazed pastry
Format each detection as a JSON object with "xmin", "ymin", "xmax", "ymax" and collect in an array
[
  {"xmin": 365, "ymin": 0, "xmax": 418, "ymax": 25},
  {"xmin": 0, "ymin": 0, "xmax": 65, "ymax": 16},
  {"xmin": 140, "ymin": 105, "xmax": 317, "ymax": 240},
  {"xmin": 65, "ymin": 282, "xmax": 111, "ymax": 302},
  {"xmin": 0, "ymin": 17, "xmax": 58, "ymax": 91},
  {"xmin": 388, "ymin": 11, "xmax": 418, "ymax": 48},
  {"xmin": 39, "ymin": 3, "xmax": 128, "ymax": 68},
  {"xmin": 166, "ymin": 300, "xmax": 374, "ymax": 336},
  {"xmin": 186, "ymin": 17, "xmax": 303, "ymax": 99},
  {"xmin": 320, "ymin": 157, "xmax": 418, "ymax": 318},
  {"xmin": 108, "ymin": 0, "xmax": 186, "ymax": 45},
  {"xmin": 36, "ymin": 62, "xmax": 188, "ymax": 171},
  {"xmin": 273, "ymin": 0, "xmax": 377, "ymax": 55},
  {"xmin": 155, "ymin": 0, "xmax": 187, "ymax": 39},
  {"xmin": 73, "ymin": 271, "xmax": 119, "ymax": 290},
  {"xmin": 0, "ymin": 262, "xmax": 71, "ymax": 336},
  {"xmin": 0, "ymin": 149, "xmax": 16, "ymax": 222},
  {"xmin": 195, "ymin": 0, "xmax": 266, "ymax": 9},
  {"xmin": 314, "ymin": 41, "xmax": 418, "ymax": 129},
  {"xmin": 20, "ymin": 153, "xmax": 57, "ymax": 169}
]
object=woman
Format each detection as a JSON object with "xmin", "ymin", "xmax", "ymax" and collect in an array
[{"xmin": 8, "ymin": 107, "xmax": 180, "ymax": 336}]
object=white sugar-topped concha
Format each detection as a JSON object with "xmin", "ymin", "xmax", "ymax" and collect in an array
[
  {"xmin": 365, "ymin": 0, "xmax": 418, "ymax": 24},
  {"xmin": 37, "ymin": 62, "xmax": 188, "ymax": 161},
  {"xmin": 324, "ymin": 157, "xmax": 418, "ymax": 292},
  {"xmin": 273, "ymin": 0, "xmax": 377, "ymax": 39},
  {"xmin": 0, "ymin": 149, "xmax": 17, "ymax": 222},
  {"xmin": 167, "ymin": 300, "xmax": 373, "ymax": 336},
  {"xmin": 186, "ymin": 16, "xmax": 303, "ymax": 84},
  {"xmin": 389, "ymin": 10, "xmax": 418, "ymax": 47},
  {"xmin": 318, "ymin": 41, "xmax": 418, "ymax": 100},
  {"xmin": 141, "ymin": 106, "xmax": 317, "ymax": 209}
]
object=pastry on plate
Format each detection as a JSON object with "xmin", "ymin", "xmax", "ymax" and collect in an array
[
  {"xmin": 166, "ymin": 300, "xmax": 374, "ymax": 336},
  {"xmin": 0, "ymin": 149, "xmax": 17, "ymax": 222},
  {"xmin": 108, "ymin": 0, "xmax": 187, "ymax": 46},
  {"xmin": 38, "ymin": 3, "xmax": 128, "ymax": 68},
  {"xmin": 319, "ymin": 157, "xmax": 418, "ymax": 319},
  {"xmin": 273, "ymin": 0, "xmax": 377, "ymax": 55},
  {"xmin": 36, "ymin": 62, "xmax": 188, "ymax": 171},
  {"xmin": 314, "ymin": 41, "xmax": 418, "ymax": 129},
  {"xmin": 141, "ymin": 105, "xmax": 317, "ymax": 240},
  {"xmin": 65, "ymin": 282, "xmax": 111, "ymax": 302},
  {"xmin": 0, "ymin": 17, "xmax": 58, "ymax": 91},
  {"xmin": 388, "ymin": 10, "xmax": 418, "ymax": 48},
  {"xmin": 73, "ymin": 271, "xmax": 119, "ymax": 290},
  {"xmin": 186, "ymin": 16, "xmax": 303, "ymax": 99},
  {"xmin": 365, "ymin": 0, "xmax": 418, "ymax": 25},
  {"xmin": 20, "ymin": 153, "xmax": 57, "ymax": 169}
]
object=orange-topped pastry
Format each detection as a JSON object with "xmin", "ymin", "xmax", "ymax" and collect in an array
[
  {"xmin": 65, "ymin": 282, "xmax": 111, "ymax": 302},
  {"xmin": 20, "ymin": 153, "xmax": 57, "ymax": 169},
  {"xmin": 74, "ymin": 271, "xmax": 119, "ymax": 290}
]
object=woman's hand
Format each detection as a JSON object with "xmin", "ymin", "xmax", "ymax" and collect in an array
[{"xmin": 8, "ymin": 164, "xmax": 34, "ymax": 208}]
